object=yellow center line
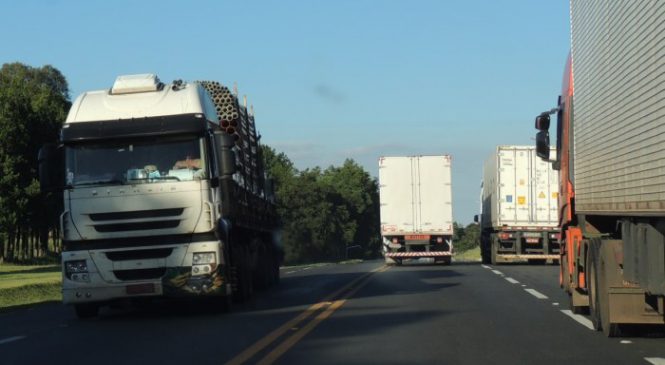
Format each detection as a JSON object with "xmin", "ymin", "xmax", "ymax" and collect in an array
[
  {"xmin": 224, "ymin": 265, "xmax": 388, "ymax": 365},
  {"xmin": 256, "ymin": 265, "xmax": 390, "ymax": 365}
]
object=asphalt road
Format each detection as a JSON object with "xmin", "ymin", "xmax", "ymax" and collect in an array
[{"xmin": 2, "ymin": 260, "xmax": 665, "ymax": 365}]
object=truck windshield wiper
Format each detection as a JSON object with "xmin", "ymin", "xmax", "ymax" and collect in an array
[{"xmin": 74, "ymin": 179, "xmax": 125, "ymax": 186}]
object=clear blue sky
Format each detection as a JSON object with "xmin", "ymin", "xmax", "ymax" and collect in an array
[{"xmin": 1, "ymin": 0, "xmax": 570, "ymax": 224}]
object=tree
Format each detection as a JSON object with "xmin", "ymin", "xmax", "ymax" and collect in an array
[
  {"xmin": 261, "ymin": 148, "xmax": 381, "ymax": 264},
  {"xmin": 0, "ymin": 62, "xmax": 70, "ymax": 262},
  {"xmin": 454, "ymin": 222, "xmax": 480, "ymax": 252}
]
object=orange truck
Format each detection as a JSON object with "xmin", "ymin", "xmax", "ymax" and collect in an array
[{"xmin": 535, "ymin": 1, "xmax": 665, "ymax": 336}]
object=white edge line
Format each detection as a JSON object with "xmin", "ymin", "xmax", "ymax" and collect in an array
[
  {"xmin": 481, "ymin": 264, "xmax": 491, "ymax": 269},
  {"xmin": 505, "ymin": 277, "xmax": 519, "ymax": 284},
  {"xmin": 645, "ymin": 358, "xmax": 665, "ymax": 365},
  {"xmin": 0, "ymin": 336, "xmax": 27, "ymax": 345},
  {"xmin": 524, "ymin": 288, "xmax": 549, "ymax": 299},
  {"xmin": 491, "ymin": 270, "xmax": 503, "ymax": 275},
  {"xmin": 285, "ymin": 271, "xmax": 296, "ymax": 274},
  {"xmin": 560, "ymin": 309, "xmax": 594, "ymax": 330}
]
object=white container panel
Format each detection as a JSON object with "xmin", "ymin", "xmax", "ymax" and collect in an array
[
  {"xmin": 514, "ymin": 149, "xmax": 531, "ymax": 223},
  {"xmin": 483, "ymin": 146, "xmax": 558, "ymax": 229},
  {"xmin": 379, "ymin": 157, "xmax": 415, "ymax": 234},
  {"xmin": 416, "ymin": 156, "xmax": 453, "ymax": 234},
  {"xmin": 571, "ymin": 0, "xmax": 665, "ymax": 214},
  {"xmin": 379, "ymin": 155, "xmax": 453, "ymax": 236}
]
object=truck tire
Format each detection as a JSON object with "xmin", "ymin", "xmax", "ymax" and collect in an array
[
  {"xmin": 587, "ymin": 239, "xmax": 601, "ymax": 331},
  {"xmin": 233, "ymin": 245, "xmax": 253, "ymax": 303},
  {"xmin": 598, "ymin": 239, "xmax": 622, "ymax": 337},
  {"xmin": 481, "ymin": 240, "xmax": 490, "ymax": 264},
  {"xmin": 490, "ymin": 237, "xmax": 498, "ymax": 265},
  {"xmin": 74, "ymin": 303, "xmax": 99, "ymax": 319},
  {"xmin": 528, "ymin": 259, "xmax": 546, "ymax": 265}
]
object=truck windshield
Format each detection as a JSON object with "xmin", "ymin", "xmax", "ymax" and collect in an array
[{"xmin": 65, "ymin": 136, "xmax": 207, "ymax": 186}]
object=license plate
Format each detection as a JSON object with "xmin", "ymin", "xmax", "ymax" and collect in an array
[
  {"xmin": 405, "ymin": 235, "xmax": 430, "ymax": 241},
  {"xmin": 126, "ymin": 283, "xmax": 155, "ymax": 295},
  {"xmin": 525, "ymin": 238, "xmax": 540, "ymax": 244}
]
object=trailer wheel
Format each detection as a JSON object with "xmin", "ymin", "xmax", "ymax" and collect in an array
[
  {"xmin": 490, "ymin": 237, "xmax": 498, "ymax": 265},
  {"xmin": 74, "ymin": 303, "xmax": 99, "ymax": 319},
  {"xmin": 481, "ymin": 235, "xmax": 491, "ymax": 264},
  {"xmin": 233, "ymin": 246, "xmax": 253, "ymax": 303},
  {"xmin": 587, "ymin": 239, "xmax": 601, "ymax": 331},
  {"xmin": 598, "ymin": 239, "xmax": 622, "ymax": 337}
]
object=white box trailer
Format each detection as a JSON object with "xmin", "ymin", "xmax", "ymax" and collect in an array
[
  {"xmin": 379, "ymin": 155, "xmax": 453, "ymax": 265},
  {"xmin": 479, "ymin": 146, "xmax": 560, "ymax": 264}
]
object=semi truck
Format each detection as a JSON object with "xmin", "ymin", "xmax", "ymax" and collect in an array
[
  {"xmin": 38, "ymin": 74, "xmax": 281, "ymax": 318},
  {"xmin": 379, "ymin": 155, "xmax": 454, "ymax": 265},
  {"xmin": 477, "ymin": 146, "xmax": 560, "ymax": 265},
  {"xmin": 534, "ymin": 1, "xmax": 665, "ymax": 336}
]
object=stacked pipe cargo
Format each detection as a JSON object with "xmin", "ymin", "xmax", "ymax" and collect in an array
[{"xmin": 197, "ymin": 81, "xmax": 263, "ymax": 196}]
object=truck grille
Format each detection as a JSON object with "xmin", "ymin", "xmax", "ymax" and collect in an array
[
  {"xmin": 113, "ymin": 268, "xmax": 166, "ymax": 281},
  {"xmin": 94, "ymin": 220, "xmax": 180, "ymax": 232},
  {"xmin": 89, "ymin": 208, "xmax": 184, "ymax": 221},
  {"xmin": 105, "ymin": 248, "xmax": 173, "ymax": 261}
]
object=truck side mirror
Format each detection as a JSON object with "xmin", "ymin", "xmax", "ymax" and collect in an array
[
  {"xmin": 473, "ymin": 215, "xmax": 479, "ymax": 223},
  {"xmin": 535, "ymin": 113, "xmax": 550, "ymax": 131},
  {"xmin": 38, "ymin": 143, "xmax": 64, "ymax": 192},
  {"xmin": 214, "ymin": 133, "xmax": 237, "ymax": 176},
  {"xmin": 536, "ymin": 131, "xmax": 550, "ymax": 160}
]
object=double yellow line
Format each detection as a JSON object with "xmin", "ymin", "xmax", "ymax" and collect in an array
[{"xmin": 226, "ymin": 265, "xmax": 390, "ymax": 365}]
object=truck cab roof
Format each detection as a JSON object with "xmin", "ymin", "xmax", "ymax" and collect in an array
[{"xmin": 66, "ymin": 74, "xmax": 218, "ymax": 124}]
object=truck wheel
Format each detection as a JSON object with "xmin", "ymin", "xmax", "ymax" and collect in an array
[
  {"xmin": 74, "ymin": 303, "xmax": 99, "ymax": 319},
  {"xmin": 598, "ymin": 239, "xmax": 622, "ymax": 337},
  {"xmin": 253, "ymin": 243, "xmax": 271, "ymax": 290},
  {"xmin": 587, "ymin": 239, "xmax": 601, "ymax": 331},
  {"xmin": 490, "ymin": 239, "xmax": 498, "ymax": 265},
  {"xmin": 233, "ymin": 246, "xmax": 253, "ymax": 303},
  {"xmin": 272, "ymin": 255, "xmax": 281, "ymax": 286},
  {"xmin": 481, "ymin": 244, "xmax": 489, "ymax": 264},
  {"xmin": 528, "ymin": 259, "xmax": 546, "ymax": 265}
]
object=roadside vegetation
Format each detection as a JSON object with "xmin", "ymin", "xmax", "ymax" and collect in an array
[
  {"xmin": 453, "ymin": 222, "xmax": 481, "ymax": 261},
  {"xmin": 0, "ymin": 264, "xmax": 61, "ymax": 310}
]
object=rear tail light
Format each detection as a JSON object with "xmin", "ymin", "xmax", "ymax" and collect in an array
[
  {"xmin": 498, "ymin": 232, "xmax": 514, "ymax": 240},
  {"xmin": 436, "ymin": 237, "xmax": 443, "ymax": 243}
]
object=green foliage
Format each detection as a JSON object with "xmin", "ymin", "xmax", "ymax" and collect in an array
[
  {"xmin": 262, "ymin": 148, "xmax": 380, "ymax": 264},
  {"xmin": 454, "ymin": 222, "xmax": 480, "ymax": 252},
  {"xmin": 0, "ymin": 62, "xmax": 70, "ymax": 262}
]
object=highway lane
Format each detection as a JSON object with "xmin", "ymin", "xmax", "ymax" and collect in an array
[{"xmin": 1, "ymin": 260, "xmax": 665, "ymax": 364}]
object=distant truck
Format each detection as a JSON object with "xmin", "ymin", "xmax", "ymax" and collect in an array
[
  {"xmin": 534, "ymin": 1, "xmax": 665, "ymax": 336},
  {"xmin": 379, "ymin": 155, "xmax": 454, "ymax": 265},
  {"xmin": 477, "ymin": 146, "xmax": 559, "ymax": 264},
  {"xmin": 39, "ymin": 74, "xmax": 281, "ymax": 318}
]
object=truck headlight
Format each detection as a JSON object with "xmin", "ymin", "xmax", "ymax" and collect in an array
[
  {"xmin": 192, "ymin": 252, "xmax": 216, "ymax": 265},
  {"xmin": 192, "ymin": 252, "xmax": 216, "ymax": 276},
  {"xmin": 65, "ymin": 260, "xmax": 90, "ymax": 282}
]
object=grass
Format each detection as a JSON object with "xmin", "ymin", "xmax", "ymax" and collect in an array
[
  {"xmin": 454, "ymin": 246, "xmax": 481, "ymax": 262},
  {"xmin": 0, "ymin": 264, "xmax": 62, "ymax": 310}
]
